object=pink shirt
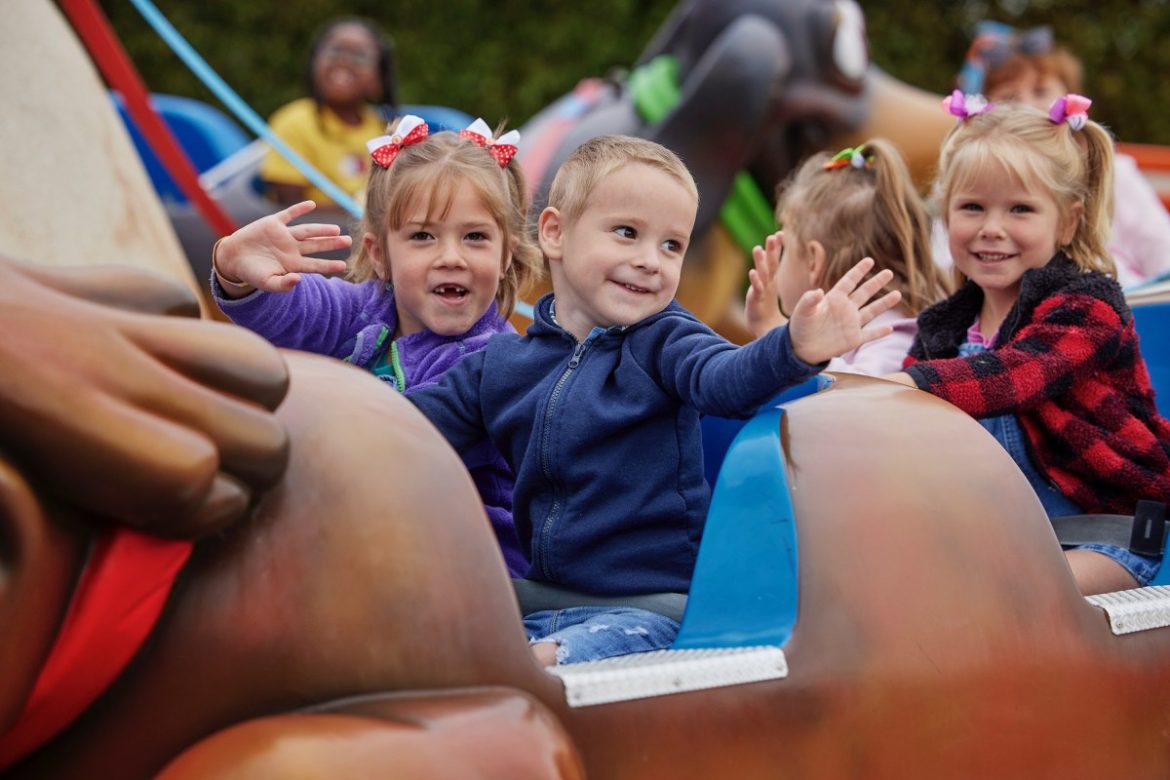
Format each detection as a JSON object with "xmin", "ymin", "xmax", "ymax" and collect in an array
[{"xmin": 826, "ymin": 308, "xmax": 918, "ymax": 376}]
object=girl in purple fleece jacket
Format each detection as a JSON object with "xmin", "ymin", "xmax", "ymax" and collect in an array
[{"xmin": 210, "ymin": 115, "xmax": 543, "ymax": 576}]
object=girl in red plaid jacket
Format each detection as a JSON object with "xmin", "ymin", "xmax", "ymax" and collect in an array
[{"xmin": 885, "ymin": 94, "xmax": 1170, "ymax": 596}]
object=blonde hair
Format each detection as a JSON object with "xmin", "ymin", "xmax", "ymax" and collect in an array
[
  {"xmin": 933, "ymin": 102, "xmax": 1115, "ymax": 278},
  {"xmin": 349, "ymin": 123, "xmax": 542, "ymax": 318},
  {"xmin": 776, "ymin": 138, "xmax": 950, "ymax": 316},
  {"xmin": 547, "ymin": 134, "xmax": 698, "ymax": 223}
]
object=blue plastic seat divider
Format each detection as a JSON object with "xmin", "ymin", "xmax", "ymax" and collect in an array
[
  {"xmin": 674, "ymin": 406, "xmax": 800, "ymax": 649},
  {"xmin": 1132, "ymin": 302, "xmax": 1170, "ymax": 420}
]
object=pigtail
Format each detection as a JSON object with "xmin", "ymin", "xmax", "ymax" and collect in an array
[
  {"xmin": 497, "ymin": 155, "xmax": 544, "ymax": 319},
  {"xmin": 867, "ymin": 139, "xmax": 952, "ymax": 314},
  {"xmin": 1066, "ymin": 120, "xmax": 1115, "ymax": 276}
]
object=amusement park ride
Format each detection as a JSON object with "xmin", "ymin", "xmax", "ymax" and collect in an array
[{"xmin": 4, "ymin": 0, "xmax": 1170, "ymax": 777}]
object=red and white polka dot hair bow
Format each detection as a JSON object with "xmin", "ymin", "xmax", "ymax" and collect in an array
[
  {"xmin": 367, "ymin": 115, "xmax": 429, "ymax": 168},
  {"xmin": 459, "ymin": 118, "xmax": 521, "ymax": 168}
]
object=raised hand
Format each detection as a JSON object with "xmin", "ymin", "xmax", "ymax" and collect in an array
[
  {"xmin": 787, "ymin": 257, "xmax": 901, "ymax": 366},
  {"xmin": 0, "ymin": 257, "xmax": 291, "ymax": 538},
  {"xmin": 744, "ymin": 230, "xmax": 788, "ymax": 337},
  {"xmin": 214, "ymin": 201, "xmax": 352, "ymax": 297}
]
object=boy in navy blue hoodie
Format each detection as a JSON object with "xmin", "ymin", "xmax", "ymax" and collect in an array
[{"xmin": 408, "ymin": 135, "xmax": 900, "ymax": 665}]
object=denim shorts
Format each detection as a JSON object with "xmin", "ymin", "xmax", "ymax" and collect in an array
[
  {"xmin": 981, "ymin": 413, "xmax": 1161, "ymax": 586},
  {"xmin": 524, "ymin": 606, "xmax": 680, "ymax": 665}
]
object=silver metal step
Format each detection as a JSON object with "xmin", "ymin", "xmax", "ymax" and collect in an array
[
  {"xmin": 1087, "ymin": 585, "xmax": 1170, "ymax": 635},
  {"xmin": 546, "ymin": 645, "xmax": 788, "ymax": 707}
]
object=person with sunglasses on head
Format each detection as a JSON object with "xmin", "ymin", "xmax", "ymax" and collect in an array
[
  {"xmin": 260, "ymin": 17, "xmax": 398, "ymax": 211},
  {"xmin": 933, "ymin": 21, "xmax": 1170, "ymax": 289}
]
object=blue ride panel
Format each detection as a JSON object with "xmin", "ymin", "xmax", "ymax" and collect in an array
[
  {"xmin": 112, "ymin": 92, "xmax": 250, "ymax": 204},
  {"xmin": 675, "ymin": 406, "xmax": 802, "ymax": 649},
  {"xmin": 1132, "ymin": 301, "xmax": 1170, "ymax": 419},
  {"xmin": 699, "ymin": 375, "xmax": 830, "ymax": 488},
  {"xmin": 406, "ymin": 104, "xmax": 475, "ymax": 134}
]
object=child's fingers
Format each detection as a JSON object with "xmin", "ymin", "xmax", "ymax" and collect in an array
[
  {"xmin": 277, "ymin": 200, "xmax": 318, "ymax": 224},
  {"xmin": 858, "ymin": 290, "xmax": 902, "ymax": 325},
  {"xmin": 763, "ymin": 232, "xmax": 782, "ymax": 274},
  {"xmin": 297, "ymin": 236, "xmax": 352, "ymax": 256},
  {"xmin": 254, "ymin": 272, "xmax": 302, "ymax": 293},
  {"xmin": 849, "ymin": 268, "xmax": 895, "ymax": 305},
  {"xmin": 751, "ymin": 245, "xmax": 768, "ymax": 276},
  {"xmin": 289, "ymin": 223, "xmax": 345, "ymax": 241},
  {"xmin": 789, "ymin": 287, "xmax": 825, "ymax": 321},
  {"xmin": 830, "ymin": 256, "xmax": 877, "ymax": 293},
  {"xmin": 856, "ymin": 322, "xmax": 896, "ymax": 346}
]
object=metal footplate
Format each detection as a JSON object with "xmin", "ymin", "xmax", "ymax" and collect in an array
[
  {"xmin": 1087, "ymin": 585, "xmax": 1170, "ymax": 635},
  {"xmin": 546, "ymin": 646, "xmax": 788, "ymax": 707}
]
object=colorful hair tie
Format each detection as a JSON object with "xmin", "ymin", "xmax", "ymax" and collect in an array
[
  {"xmin": 367, "ymin": 114, "xmax": 429, "ymax": 168},
  {"xmin": 943, "ymin": 89, "xmax": 993, "ymax": 121},
  {"xmin": 823, "ymin": 146, "xmax": 872, "ymax": 171},
  {"xmin": 459, "ymin": 118, "xmax": 521, "ymax": 168},
  {"xmin": 1048, "ymin": 94, "xmax": 1091, "ymax": 130}
]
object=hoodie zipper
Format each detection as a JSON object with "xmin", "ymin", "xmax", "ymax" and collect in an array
[
  {"xmin": 534, "ymin": 340, "xmax": 588, "ymax": 580},
  {"xmin": 389, "ymin": 340, "xmax": 406, "ymax": 392}
]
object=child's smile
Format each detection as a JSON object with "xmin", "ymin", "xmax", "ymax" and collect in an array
[
  {"xmin": 373, "ymin": 181, "xmax": 510, "ymax": 339},
  {"xmin": 540, "ymin": 162, "xmax": 696, "ymax": 341},
  {"xmin": 946, "ymin": 168, "xmax": 1075, "ymax": 318}
]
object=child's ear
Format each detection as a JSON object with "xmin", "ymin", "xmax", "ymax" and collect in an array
[
  {"xmin": 538, "ymin": 207, "xmax": 565, "ymax": 263},
  {"xmin": 806, "ymin": 240, "xmax": 828, "ymax": 288},
  {"xmin": 363, "ymin": 232, "xmax": 389, "ymax": 281},
  {"xmin": 1060, "ymin": 201, "xmax": 1085, "ymax": 247}
]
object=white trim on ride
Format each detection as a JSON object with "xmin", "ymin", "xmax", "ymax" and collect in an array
[{"xmin": 547, "ymin": 646, "xmax": 788, "ymax": 707}]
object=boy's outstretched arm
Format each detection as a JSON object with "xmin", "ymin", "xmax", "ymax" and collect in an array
[
  {"xmin": 787, "ymin": 257, "xmax": 901, "ymax": 366},
  {"xmin": 214, "ymin": 201, "xmax": 351, "ymax": 299}
]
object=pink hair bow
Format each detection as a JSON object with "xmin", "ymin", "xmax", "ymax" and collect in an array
[
  {"xmin": 367, "ymin": 115, "xmax": 429, "ymax": 168},
  {"xmin": 1048, "ymin": 94, "xmax": 1091, "ymax": 130},
  {"xmin": 943, "ymin": 89, "xmax": 993, "ymax": 121},
  {"xmin": 459, "ymin": 118, "xmax": 520, "ymax": 168}
]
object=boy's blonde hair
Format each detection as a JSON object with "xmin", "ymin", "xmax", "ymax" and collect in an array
[
  {"xmin": 350, "ymin": 124, "xmax": 542, "ymax": 318},
  {"xmin": 547, "ymin": 135, "xmax": 698, "ymax": 223},
  {"xmin": 776, "ymin": 138, "xmax": 950, "ymax": 316},
  {"xmin": 933, "ymin": 102, "xmax": 1116, "ymax": 278}
]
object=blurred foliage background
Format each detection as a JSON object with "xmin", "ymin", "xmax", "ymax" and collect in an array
[{"xmin": 97, "ymin": 0, "xmax": 1170, "ymax": 145}]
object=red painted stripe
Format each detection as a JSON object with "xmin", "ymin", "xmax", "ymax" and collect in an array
[{"xmin": 60, "ymin": 0, "xmax": 238, "ymax": 236}]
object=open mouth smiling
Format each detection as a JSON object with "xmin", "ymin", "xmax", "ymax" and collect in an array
[
  {"xmin": 973, "ymin": 252, "xmax": 1015, "ymax": 263},
  {"xmin": 433, "ymin": 284, "xmax": 470, "ymax": 301}
]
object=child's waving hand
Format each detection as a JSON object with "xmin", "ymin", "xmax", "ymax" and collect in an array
[
  {"xmin": 745, "ymin": 230, "xmax": 788, "ymax": 337},
  {"xmin": 787, "ymin": 257, "xmax": 901, "ymax": 366},
  {"xmin": 213, "ymin": 201, "xmax": 351, "ymax": 297}
]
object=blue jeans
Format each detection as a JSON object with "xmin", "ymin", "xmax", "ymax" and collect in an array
[
  {"xmin": 524, "ymin": 606, "xmax": 680, "ymax": 664},
  {"xmin": 982, "ymin": 413, "xmax": 1160, "ymax": 586}
]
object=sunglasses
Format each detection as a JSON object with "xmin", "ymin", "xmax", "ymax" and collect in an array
[
  {"xmin": 957, "ymin": 22, "xmax": 1054, "ymax": 95},
  {"xmin": 972, "ymin": 23, "xmax": 1053, "ymax": 69},
  {"xmin": 319, "ymin": 43, "xmax": 377, "ymax": 68}
]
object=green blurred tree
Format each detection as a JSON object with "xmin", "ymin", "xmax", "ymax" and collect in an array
[{"xmin": 96, "ymin": 0, "xmax": 1170, "ymax": 144}]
